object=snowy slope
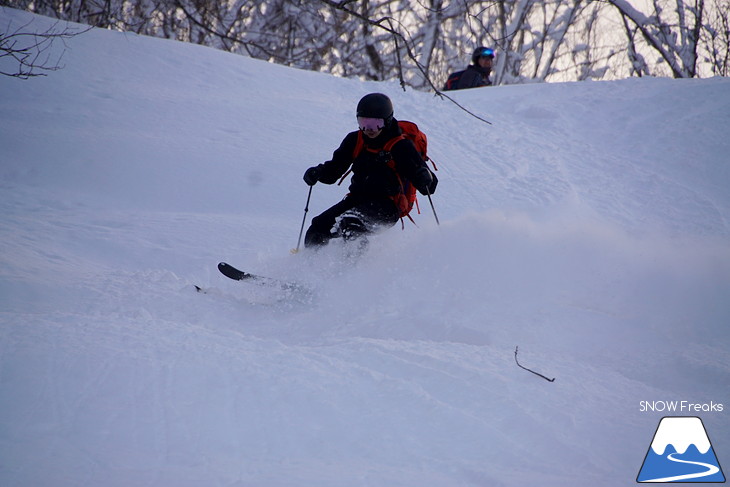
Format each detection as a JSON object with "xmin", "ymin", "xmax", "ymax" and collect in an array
[{"xmin": 1, "ymin": 7, "xmax": 729, "ymax": 487}]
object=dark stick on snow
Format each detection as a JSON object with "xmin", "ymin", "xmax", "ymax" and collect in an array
[{"xmin": 514, "ymin": 346, "xmax": 555, "ymax": 382}]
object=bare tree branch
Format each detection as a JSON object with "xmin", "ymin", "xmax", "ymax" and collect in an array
[
  {"xmin": 8, "ymin": 0, "xmax": 727, "ymax": 84},
  {"xmin": 317, "ymin": 0, "xmax": 493, "ymax": 125},
  {"xmin": 0, "ymin": 18, "xmax": 90, "ymax": 79}
]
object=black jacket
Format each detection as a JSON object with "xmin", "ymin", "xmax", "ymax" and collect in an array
[
  {"xmin": 314, "ymin": 119, "xmax": 435, "ymax": 200},
  {"xmin": 456, "ymin": 64, "xmax": 492, "ymax": 90}
]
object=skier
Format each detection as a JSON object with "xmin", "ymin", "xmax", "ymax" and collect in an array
[
  {"xmin": 444, "ymin": 46, "xmax": 494, "ymax": 90},
  {"xmin": 302, "ymin": 93, "xmax": 438, "ymax": 248}
]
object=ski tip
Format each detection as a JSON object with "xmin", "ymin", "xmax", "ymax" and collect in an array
[
  {"xmin": 218, "ymin": 261, "xmax": 252, "ymax": 281},
  {"xmin": 218, "ymin": 262, "xmax": 234, "ymax": 277}
]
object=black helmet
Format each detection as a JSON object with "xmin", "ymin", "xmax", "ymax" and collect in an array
[
  {"xmin": 472, "ymin": 46, "xmax": 495, "ymax": 64},
  {"xmin": 356, "ymin": 93, "xmax": 394, "ymax": 124}
]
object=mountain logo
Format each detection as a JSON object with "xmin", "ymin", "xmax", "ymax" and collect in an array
[{"xmin": 637, "ymin": 416, "xmax": 725, "ymax": 483}]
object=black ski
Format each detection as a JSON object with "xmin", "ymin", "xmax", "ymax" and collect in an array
[
  {"xmin": 217, "ymin": 262, "xmax": 308, "ymax": 293},
  {"xmin": 218, "ymin": 262, "xmax": 258, "ymax": 281}
]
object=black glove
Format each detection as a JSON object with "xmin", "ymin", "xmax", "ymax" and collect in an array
[
  {"xmin": 303, "ymin": 165, "xmax": 322, "ymax": 186},
  {"xmin": 427, "ymin": 171, "xmax": 438, "ymax": 194},
  {"xmin": 412, "ymin": 167, "xmax": 438, "ymax": 195}
]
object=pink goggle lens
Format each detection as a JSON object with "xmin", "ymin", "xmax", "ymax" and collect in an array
[{"xmin": 357, "ymin": 117, "xmax": 385, "ymax": 131}]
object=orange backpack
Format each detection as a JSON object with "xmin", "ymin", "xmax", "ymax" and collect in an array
[{"xmin": 341, "ymin": 120, "xmax": 435, "ymax": 223}]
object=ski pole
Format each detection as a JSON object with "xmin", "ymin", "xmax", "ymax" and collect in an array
[
  {"xmin": 292, "ymin": 186, "xmax": 313, "ymax": 254},
  {"xmin": 425, "ymin": 187, "xmax": 440, "ymax": 226}
]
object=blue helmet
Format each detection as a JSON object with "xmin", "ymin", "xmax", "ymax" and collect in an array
[{"xmin": 472, "ymin": 46, "xmax": 495, "ymax": 63}]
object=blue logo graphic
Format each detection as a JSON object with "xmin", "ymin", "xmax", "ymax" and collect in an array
[{"xmin": 637, "ymin": 416, "xmax": 725, "ymax": 483}]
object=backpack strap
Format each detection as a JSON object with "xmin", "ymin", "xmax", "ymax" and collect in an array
[
  {"xmin": 383, "ymin": 134, "xmax": 406, "ymax": 153},
  {"xmin": 338, "ymin": 132, "xmax": 404, "ymax": 186},
  {"xmin": 352, "ymin": 131, "xmax": 366, "ymax": 158}
]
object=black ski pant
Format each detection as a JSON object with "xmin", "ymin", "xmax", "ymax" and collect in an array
[{"xmin": 304, "ymin": 195, "xmax": 399, "ymax": 248}]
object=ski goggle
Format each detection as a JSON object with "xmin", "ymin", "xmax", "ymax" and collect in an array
[
  {"xmin": 478, "ymin": 48, "xmax": 495, "ymax": 58},
  {"xmin": 357, "ymin": 117, "xmax": 385, "ymax": 131}
]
